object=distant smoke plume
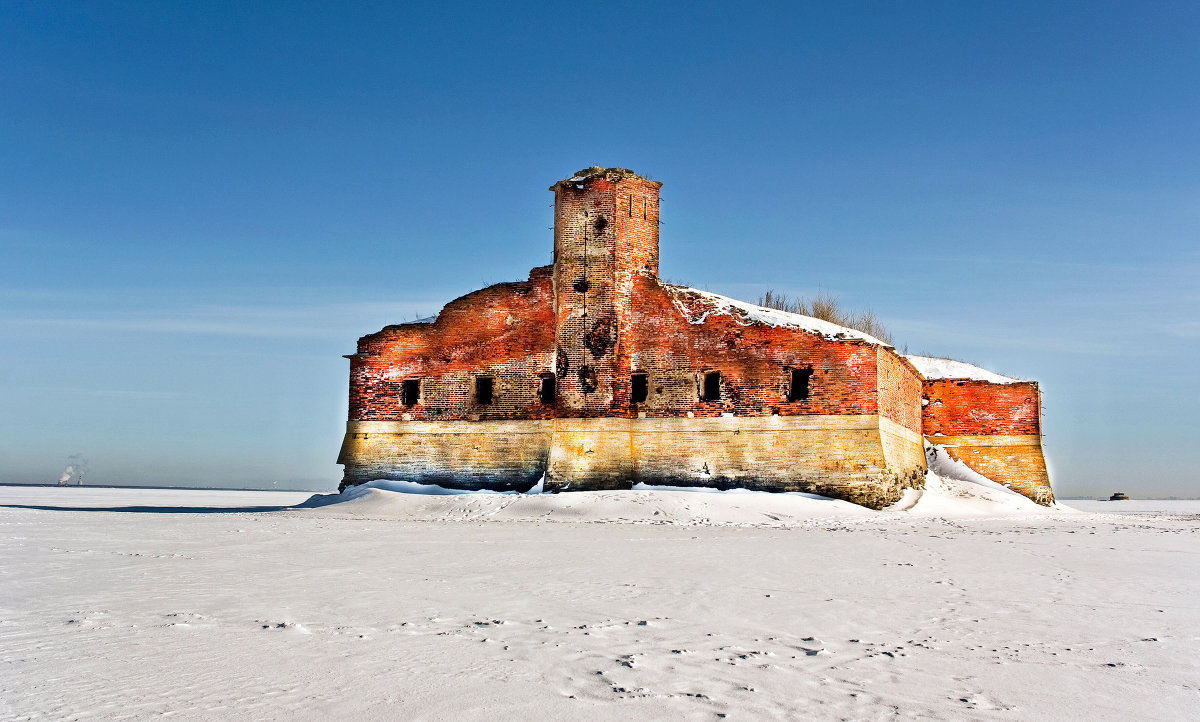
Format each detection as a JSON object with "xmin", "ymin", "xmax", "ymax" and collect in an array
[{"xmin": 58, "ymin": 454, "xmax": 87, "ymax": 486}]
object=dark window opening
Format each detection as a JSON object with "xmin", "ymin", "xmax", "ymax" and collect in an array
[
  {"xmin": 475, "ymin": 376, "xmax": 494, "ymax": 405},
  {"xmin": 631, "ymin": 373, "xmax": 649, "ymax": 404},
  {"xmin": 539, "ymin": 374, "xmax": 556, "ymax": 405},
  {"xmin": 701, "ymin": 371, "xmax": 721, "ymax": 401},
  {"xmin": 788, "ymin": 368, "xmax": 813, "ymax": 401},
  {"xmin": 401, "ymin": 379, "xmax": 420, "ymax": 406}
]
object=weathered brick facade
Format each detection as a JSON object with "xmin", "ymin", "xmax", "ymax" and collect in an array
[
  {"xmin": 921, "ymin": 379, "xmax": 1040, "ymax": 437},
  {"xmin": 920, "ymin": 378, "xmax": 1053, "ymax": 504},
  {"xmin": 348, "ymin": 267, "xmax": 557, "ymax": 423},
  {"xmin": 338, "ymin": 167, "xmax": 1052, "ymax": 508}
]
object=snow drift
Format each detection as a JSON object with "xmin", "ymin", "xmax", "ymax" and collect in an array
[{"xmin": 300, "ymin": 457, "xmax": 1059, "ymax": 525}]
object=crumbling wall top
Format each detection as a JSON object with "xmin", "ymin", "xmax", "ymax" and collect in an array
[
  {"xmin": 550, "ymin": 166, "xmax": 663, "ymax": 191},
  {"xmin": 665, "ymin": 284, "xmax": 892, "ymax": 347}
]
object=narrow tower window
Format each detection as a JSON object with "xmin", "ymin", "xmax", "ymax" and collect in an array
[
  {"xmin": 788, "ymin": 368, "xmax": 813, "ymax": 401},
  {"xmin": 475, "ymin": 376, "xmax": 494, "ymax": 405},
  {"xmin": 701, "ymin": 371, "xmax": 721, "ymax": 401},
  {"xmin": 539, "ymin": 374, "xmax": 556, "ymax": 405},
  {"xmin": 631, "ymin": 372, "xmax": 649, "ymax": 404},
  {"xmin": 401, "ymin": 379, "xmax": 420, "ymax": 406}
]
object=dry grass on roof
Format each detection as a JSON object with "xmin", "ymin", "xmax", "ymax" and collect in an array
[{"xmin": 757, "ymin": 290, "xmax": 894, "ymax": 345}]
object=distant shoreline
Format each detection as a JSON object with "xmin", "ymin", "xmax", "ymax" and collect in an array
[
  {"xmin": 1059, "ymin": 497, "xmax": 1200, "ymax": 501},
  {"xmin": 0, "ymin": 483, "xmax": 326, "ymax": 493}
]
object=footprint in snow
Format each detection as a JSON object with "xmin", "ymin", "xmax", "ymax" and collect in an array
[{"xmin": 258, "ymin": 620, "xmax": 310, "ymax": 633}]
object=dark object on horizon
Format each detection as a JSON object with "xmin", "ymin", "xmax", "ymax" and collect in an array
[{"xmin": 1109, "ymin": 492, "xmax": 1129, "ymax": 501}]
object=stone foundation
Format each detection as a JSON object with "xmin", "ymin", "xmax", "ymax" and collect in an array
[{"xmin": 339, "ymin": 414, "xmax": 926, "ymax": 509}]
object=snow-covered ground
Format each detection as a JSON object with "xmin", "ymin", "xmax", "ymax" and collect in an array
[{"xmin": 2, "ymin": 481, "xmax": 1197, "ymax": 720}]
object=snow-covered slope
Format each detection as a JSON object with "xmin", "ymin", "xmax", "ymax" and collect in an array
[
  {"xmin": 904, "ymin": 354, "xmax": 1021, "ymax": 383},
  {"xmin": 666, "ymin": 286, "xmax": 890, "ymax": 346},
  {"xmin": 300, "ymin": 481, "xmax": 875, "ymax": 525},
  {"xmin": 298, "ymin": 460, "xmax": 1056, "ymax": 523}
]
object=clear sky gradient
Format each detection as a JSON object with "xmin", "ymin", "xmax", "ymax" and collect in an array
[{"xmin": 2, "ymin": 1, "xmax": 1197, "ymax": 496}]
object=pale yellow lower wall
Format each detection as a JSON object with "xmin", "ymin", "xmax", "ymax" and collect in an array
[
  {"xmin": 339, "ymin": 415, "xmax": 926, "ymax": 509},
  {"xmin": 880, "ymin": 417, "xmax": 927, "ymax": 485},
  {"xmin": 926, "ymin": 434, "xmax": 1054, "ymax": 505},
  {"xmin": 339, "ymin": 419, "xmax": 553, "ymax": 492}
]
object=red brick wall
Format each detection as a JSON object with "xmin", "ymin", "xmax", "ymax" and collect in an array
[
  {"xmin": 348, "ymin": 170, "xmax": 915, "ymax": 426},
  {"xmin": 921, "ymin": 379, "xmax": 1041, "ymax": 436},
  {"xmin": 877, "ymin": 350, "xmax": 923, "ymax": 434},
  {"xmin": 618, "ymin": 277, "xmax": 881, "ymax": 417},
  {"xmin": 349, "ymin": 266, "xmax": 556, "ymax": 421},
  {"xmin": 348, "ymin": 266, "xmax": 893, "ymax": 423}
]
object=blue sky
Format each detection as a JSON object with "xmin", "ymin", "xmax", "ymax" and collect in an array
[{"xmin": 2, "ymin": 1, "xmax": 1197, "ymax": 496}]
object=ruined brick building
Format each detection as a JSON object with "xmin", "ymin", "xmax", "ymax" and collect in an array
[{"xmin": 338, "ymin": 167, "xmax": 1053, "ymax": 508}]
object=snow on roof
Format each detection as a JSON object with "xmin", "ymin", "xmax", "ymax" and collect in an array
[
  {"xmin": 666, "ymin": 286, "xmax": 890, "ymax": 347},
  {"xmin": 904, "ymin": 354, "xmax": 1022, "ymax": 384}
]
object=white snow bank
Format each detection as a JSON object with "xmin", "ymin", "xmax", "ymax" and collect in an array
[
  {"xmin": 904, "ymin": 354, "xmax": 1021, "ymax": 384},
  {"xmin": 296, "ymin": 462, "xmax": 1057, "ymax": 523},
  {"xmin": 913, "ymin": 441, "xmax": 1067, "ymax": 516},
  {"xmin": 298, "ymin": 480, "xmax": 878, "ymax": 524},
  {"xmin": 666, "ymin": 286, "xmax": 889, "ymax": 346},
  {"xmin": 301, "ymin": 477, "xmax": 543, "ymax": 507},
  {"xmin": 924, "ymin": 442, "xmax": 1026, "ymax": 499},
  {"xmin": 913, "ymin": 471, "xmax": 1049, "ymax": 517}
]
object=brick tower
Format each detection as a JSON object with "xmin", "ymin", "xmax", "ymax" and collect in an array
[{"xmin": 550, "ymin": 167, "xmax": 663, "ymax": 415}]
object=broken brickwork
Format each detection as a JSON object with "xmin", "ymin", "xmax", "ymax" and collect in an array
[{"xmin": 348, "ymin": 266, "xmax": 556, "ymax": 422}]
